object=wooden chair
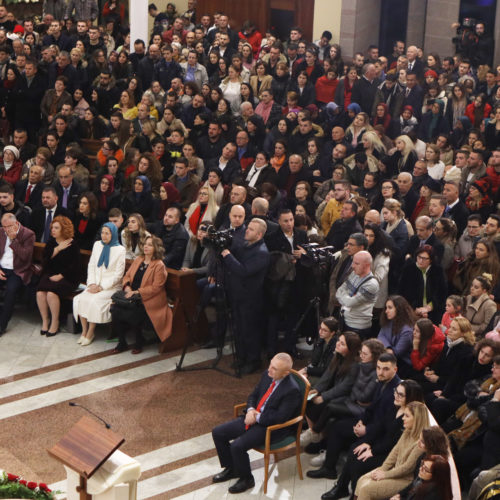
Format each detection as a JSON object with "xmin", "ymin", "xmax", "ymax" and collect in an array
[{"xmin": 233, "ymin": 369, "xmax": 310, "ymax": 494}]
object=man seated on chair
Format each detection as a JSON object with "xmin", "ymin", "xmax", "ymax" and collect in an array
[{"xmin": 212, "ymin": 353, "xmax": 302, "ymax": 493}]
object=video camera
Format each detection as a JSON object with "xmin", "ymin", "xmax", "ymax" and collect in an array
[
  {"xmin": 302, "ymin": 243, "xmax": 336, "ymax": 264},
  {"xmin": 453, "ymin": 18, "xmax": 479, "ymax": 54},
  {"xmin": 203, "ymin": 226, "xmax": 234, "ymax": 251}
]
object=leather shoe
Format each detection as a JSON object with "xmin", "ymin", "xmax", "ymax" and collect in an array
[
  {"xmin": 212, "ymin": 467, "xmax": 236, "ymax": 483},
  {"xmin": 111, "ymin": 344, "xmax": 128, "ymax": 354},
  {"xmin": 228, "ymin": 475, "xmax": 255, "ymax": 493},
  {"xmin": 321, "ymin": 484, "xmax": 349, "ymax": 500},
  {"xmin": 307, "ymin": 467, "xmax": 337, "ymax": 479}
]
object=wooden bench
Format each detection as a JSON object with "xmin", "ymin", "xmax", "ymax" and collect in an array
[{"xmin": 31, "ymin": 242, "xmax": 207, "ymax": 351}]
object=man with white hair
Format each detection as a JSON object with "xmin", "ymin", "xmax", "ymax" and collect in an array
[
  {"xmin": 397, "ymin": 172, "xmax": 419, "ymax": 218},
  {"xmin": 336, "ymin": 251, "xmax": 379, "ymax": 338},
  {"xmin": 0, "ymin": 213, "xmax": 35, "ymax": 335},
  {"xmin": 212, "ymin": 352, "xmax": 301, "ymax": 493}
]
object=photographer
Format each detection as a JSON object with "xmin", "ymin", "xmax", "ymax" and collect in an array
[
  {"xmin": 452, "ymin": 19, "xmax": 494, "ymax": 67},
  {"xmin": 221, "ymin": 218, "xmax": 270, "ymax": 375},
  {"xmin": 265, "ymin": 208, "xmax": 308, "ymax": 357}
]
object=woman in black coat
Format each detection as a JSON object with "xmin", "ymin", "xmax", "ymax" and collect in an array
[
  {"xmin": 398, "ymin": 245, "xmax": 447, "ymax": 324},
  {"xmin": 121, "ymin": 175, "xmax": 155, "ymax": 220},
  {"xmin": 417, "ymin": 99, "xmax": 450, "ymax": 142},
  {"xmin": 429, "ymin": 337, "xmax": 498, "ymax": 424},
  {"xmin": 287, "ymin": 71, "xmax": 316, "ymax": 108},
  {"xmin": 72, "ymin": 192, "xmax": 103, "ymax": 250},
  {"xmin": 36, "ymin": 215, "xmax": 80, "ymax": 336},
  {"xmin": 293, "ymin": 48, "xmax": 324, "ymax": 84}
]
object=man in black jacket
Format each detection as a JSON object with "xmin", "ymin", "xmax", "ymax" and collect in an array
[
  {"xmin": 153, "ymin": 206, "xmax": 189, "ymax": 270},
  {"xmin": 13, "ymin": 62, "xmax": 47, "ymax": 143},
  {"xmin": 405, "ymin": 215, "xmax": 444, "ymax": 261},
  {"xmin": 222, "ymin": 217, "xmax": 270, "ymax": 374},
  {"xmin": 53, "ymin": 166, "xmax": 82, "ymax": 217},
  {"xmin": 351, "ymin": 64, "xmax": 378, "ymax": 114},
  {"xmin": 442, "ymin": 180, "xmax": 469, "ymax": 237},
  {"xmin": 265, "ymin": 209, "xmax": 308, "ymax": 357},
  {"xmin": 30, "ymin": 187, "xmax": 70, "ymax": 242},
  {"xmin": 212, "ymin": 353, "xmax": 301, "ymax": 493},
  {"xmin": 154, "ymin": 45, "xmax": 182, "ymax": 91},
  {"xmin": 325, "ymin": 201, "xmax": 363, "ymax": 251}
]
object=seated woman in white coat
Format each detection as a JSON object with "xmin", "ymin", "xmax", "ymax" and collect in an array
[{"xmin": 73, "ymin": 222, "xmax": 126, "ymax": 346}]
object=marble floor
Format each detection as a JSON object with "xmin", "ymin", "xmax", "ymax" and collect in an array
[{"xmin": 0, "ymin": 306, "xmax": 336, "ymax": 500}]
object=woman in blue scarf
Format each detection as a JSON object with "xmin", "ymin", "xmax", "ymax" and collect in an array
[
  {"xmin": 121, "ymin": 174, "xmax": 155, "ymax": 220},
  {"xmin": 73, "ymin": 222, "xmax": 126, "ymax": 346}
]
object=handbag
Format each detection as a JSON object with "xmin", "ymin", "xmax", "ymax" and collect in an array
[{"xmin": 111, "ymin": 290, "xmax": 142, "ymax": 309}]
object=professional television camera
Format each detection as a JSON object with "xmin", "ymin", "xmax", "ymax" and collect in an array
[
  {"xmin": 202, "ymin": 227, "xmax": 234, "ymax": 251},
  {"xmin": 452, "ymin": 17, "xmax": 479, "ymax": 58},
  {"xmin": 301, "ymin": 242, "xmax": 336, "ymax": 264}
]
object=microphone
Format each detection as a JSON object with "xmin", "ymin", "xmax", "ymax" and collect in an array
[{"xmin": 69, "ymin": 402, "xmax": 111, "ymax": 429}]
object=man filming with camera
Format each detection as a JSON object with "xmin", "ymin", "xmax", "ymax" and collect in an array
[{"xmin": 221, "ymin": 218, "xmax": 270, "ymax": 375}]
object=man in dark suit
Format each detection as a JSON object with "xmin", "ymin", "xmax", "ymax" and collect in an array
[
  {"xmin": 222, "ymin": 217, "xmax": 270, "ymax": 374},
  {"xmin": 53, "ymin": 166, "xmax": 82, "ymax": 216},
  {"xmin": 351, "ymin": 63, "xmax": 379, "ymax": 114},
  {"xmin": 30, "ymin": 187, "xmax": 70, "ymax": 242},
  {"xmin": 442, "ymin": 180, "xmax": 469, "ymax": 237},
  {"xmin": 402, "ymin": 72, "xmax": 424, "ymax": 120},
  {"xmin": 406, "ymin": 46, "xmax": 424, "ymax": 81},
  {"xmin": 310, "ymin": 353, "xmax": 401, "ymax": 494},
  {"xmin": 214, "ymin": 185, "xmax": 251, "ymax": 229},
  {"xmin": 265, "ymin": 209, "xmax": 308, "ymax": 356},
  {"xmin": 0, "ymin": 213, "xmax": 35, "ymax": 334},
  {"xmin": 326, "ymin": 201, "xmax": 363, "ymax": 251},
  {"xmin": 203, "ymin": 142, "xmax": 241, "ymax": 185},
  {"xmin": 405, "ymin": 215, "xmax": 444, "ymax": 261},
  {"xmin": 15, "ymin": 165, "xmax": 44, "ymax": 210},
  {"xmin": 212, "ymin": 353, "xmax": 301, "ymax": 493}
]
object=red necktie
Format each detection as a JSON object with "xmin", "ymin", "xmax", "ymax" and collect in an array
[
  {"xmin": 25, "ymin": 185, "xmax": 32, "ymax": 203},
  {"xmin": 246, "ymin": 381, "xmax": 276, "ymax": 430}
]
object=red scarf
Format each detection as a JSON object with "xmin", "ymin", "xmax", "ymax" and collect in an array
[{"xmin": 188, "ymin": 204, "xmax": 207, "ymax": 235}]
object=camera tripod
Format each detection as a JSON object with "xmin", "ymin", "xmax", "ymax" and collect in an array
[{"xmin": 176, "ymin": 255, "xmax": 241, "ymax": 378}]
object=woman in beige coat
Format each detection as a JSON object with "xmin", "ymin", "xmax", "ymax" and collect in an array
[
  {"xmin": 464, "ymin": 274, "xmax": 497, "ymax": 337},
  {"xmin": 111, "ymin": 235, "xmax": 172, "ymax": 354},
  {"xmin": 355, "ymin": 401, "xmax": 430, "ymax": 500}
]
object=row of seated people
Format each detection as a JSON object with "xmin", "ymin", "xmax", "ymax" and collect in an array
[{"xmin": 298, "ymin": 316, "xmax": 500, "ymax": 500}]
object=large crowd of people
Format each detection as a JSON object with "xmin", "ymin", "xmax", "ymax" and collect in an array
[{"xmin": 0, "ymin": 1, "xmax": 498, "ymax": 497}]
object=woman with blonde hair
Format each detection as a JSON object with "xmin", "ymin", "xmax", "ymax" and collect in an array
[
  {"xmin": 354, "ymin": 401, "xmax": 430, "ymax": 500},
  {"xmin": 184, "ymin": 186, "xmax": 219, "ymax": 239},
  {"xmin": 345, "ymin": 112, "xmax": 372, "ymax": 149},
  {"xmin": 381, "ymin": 198, "xmax": 410, "ymax": 254},
  {"xmin": 111, "ymin": 235, "xmax": 172, "ymax": 354},
  {"xmin": 387, "ymin": 135, "xmax": 418, "ymax": 176}
]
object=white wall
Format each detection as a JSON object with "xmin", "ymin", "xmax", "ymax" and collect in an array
[{"xmin": 313, "ymin": 0, "xmax": 342, "ymax": 43}]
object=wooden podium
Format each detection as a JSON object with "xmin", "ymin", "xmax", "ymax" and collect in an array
[{"xmin": 48, "ymin": 416, "xmax": 125, "ymax": 500}]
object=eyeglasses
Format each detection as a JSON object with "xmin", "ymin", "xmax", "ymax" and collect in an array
[
  {"xmin": 416, "ymin": 255, "xmax": 430, "ymax": 261},
  {"xmin": 394, "ymin": 389, "xmax": 405, "ymax": 398}
]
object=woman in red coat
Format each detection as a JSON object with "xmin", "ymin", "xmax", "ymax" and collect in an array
[
  {"xmin": 465, "ymin": 93, "xmax": 492, "ymax": 128},
  {"xmin": 0, "ymin": 145, "xmax": 22, "ymax": 185},
  {"xmin": 410, "ymin": 318, "xmax": 445, "ymax": 373},
  {"xmin": 315, "ymin": 68, "xmax": 339, "ymax": 107}
]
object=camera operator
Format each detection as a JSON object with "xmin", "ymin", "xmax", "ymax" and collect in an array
[
  {"xmin": 221, "ymin": 218, "xmax": 270, "ymax": 375},
  {"xmin": 452, "ymin": 19, "xmax": 494, "ymax": 67},
  {"xmin": 199, "ymin": 204, "xmax": 247, "ymax": 349},
  {"xmin": 265, "ymin": 208, "xmax": 308, "ymax": 358},
  {"xmin": 336, "ymin": 250, "xmax": 379, "ymax": 339}
]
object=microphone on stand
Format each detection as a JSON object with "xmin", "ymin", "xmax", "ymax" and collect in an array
[{"xmin": 69, "ymin": 402, "xmax": 111, "ymax": 429}]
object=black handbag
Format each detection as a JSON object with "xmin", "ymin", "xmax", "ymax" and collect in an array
[{"xmin": 111, "ymin": 290, "xmax": 142, "ymax": 309}]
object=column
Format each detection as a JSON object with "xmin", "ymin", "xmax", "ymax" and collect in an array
[{"xmin": 130, "ymin": 0, "xmax": 150, "ymax": 50}]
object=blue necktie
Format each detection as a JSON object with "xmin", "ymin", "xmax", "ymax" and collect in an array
[{"xmin": 43, "ymin": 210, "xmax": 53, "ymax": 243}]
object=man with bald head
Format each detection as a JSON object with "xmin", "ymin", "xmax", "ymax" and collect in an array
[
  {"xmin": 397, "ymin": 172, "xmax": 419, "ymax": 218},
  {"xmin": 220, "ymin": 216, "xmax": 269, "ymax": 375},
  {"xmin": 212, "ymin": 352, "xmax": 301, "ymax": 493},
  {"xmin": 15, "ymin": 166, "xmax": 44, "ymax": 211},
  {"xmin": 251, "ymin": 197, "xmax": 278, "ymax": 235},
  {"xmin": 336, "ymin": 250, "xmax": 379, "ymax": 338},
  {"xmin": 214, "ymin": 185, "xmax": 251, "ymax": 229},
  {"xmin": 138, "ymin": 43, "xmax": 162, "ymax": 91}
]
